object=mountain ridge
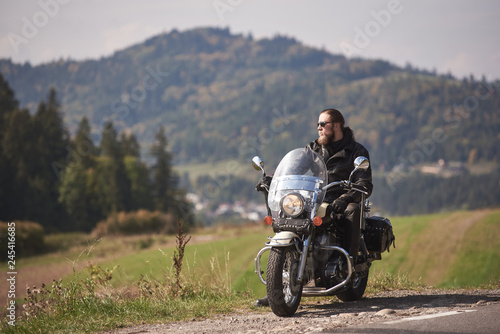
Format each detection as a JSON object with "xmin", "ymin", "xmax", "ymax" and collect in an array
[{"xmin": 0, "ymin": 26, "xmax": 498, "ymax": 169}]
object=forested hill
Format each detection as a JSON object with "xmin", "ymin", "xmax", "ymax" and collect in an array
[{"xmin": 2, "ymin": 26, "xmax": 499, "ymax": 170}]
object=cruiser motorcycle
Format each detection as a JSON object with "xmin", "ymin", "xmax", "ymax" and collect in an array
[{"xmin": 252, "ymin": 148, "xmax": 395, "ymax": 317}]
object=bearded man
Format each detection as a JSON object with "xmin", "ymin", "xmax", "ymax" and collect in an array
[{"xmin": 306, "ymin": 108, "xmax": 373, "ymax": 264}]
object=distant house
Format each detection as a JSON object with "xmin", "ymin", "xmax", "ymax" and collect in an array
[{"xmin": 420, "ymin": 159, "xmax": 467, "ymax": 177}]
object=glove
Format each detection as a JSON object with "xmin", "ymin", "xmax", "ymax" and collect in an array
[
  {"xmin": 255, "ymin": 176, "xmax": 272, "ymax": 192},
  {"xmin": 331, "ymin": 196, "xmax": 352, "ymax": 214},
  {"xmin": 324, "ymin": 204, "xmax": 334, "ymax": 218}
]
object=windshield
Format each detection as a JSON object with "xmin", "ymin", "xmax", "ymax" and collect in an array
[{"xmin": 268, "ymin": 148, "xmax": 327, "ymax": 215}]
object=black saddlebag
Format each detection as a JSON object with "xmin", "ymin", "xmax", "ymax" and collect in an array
[{"xmin": 364, "ymin": 216, "xmax": 395, "ymax": 253}]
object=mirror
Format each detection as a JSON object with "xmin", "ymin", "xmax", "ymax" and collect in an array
[
  {"xmin": 349, "ymin": 156, "xmax": 369, "ymax": 182},
  {"xmin": 252, "ymin": 156, "xmax": 265, "ymax": 175},
  {"xmin": 353, "ymin": 156, "xmax": 369, "ymax": 170}
]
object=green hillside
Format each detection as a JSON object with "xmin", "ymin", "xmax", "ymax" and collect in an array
[
  {"xmin": 1, "ymin": 27, "xmax": 499, "ymax": 167},
  {"xmin": 1, "ymin": 27, "xmax": 499, "ymax": 218},
  {"xmin": 371, "ymin": 208, "xmax": 500, "ymax": 288}
]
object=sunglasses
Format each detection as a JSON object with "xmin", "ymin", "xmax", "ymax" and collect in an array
[{"xmin": 317, "ymin": 121, "xmax": 333, "ymax": 127}]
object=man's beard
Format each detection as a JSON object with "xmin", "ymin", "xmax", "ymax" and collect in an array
[{"xmin": 318, "ymin": 133, "xmax": 334, "ymax": 146}]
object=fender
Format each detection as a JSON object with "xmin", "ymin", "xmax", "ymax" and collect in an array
[
  {"xmin": 267, "ymin": 231, "xmax": 299, "ymax": 247},
  {"xmin": 255, "ymin": 231, "xmax": 301, "ymax": 285}
]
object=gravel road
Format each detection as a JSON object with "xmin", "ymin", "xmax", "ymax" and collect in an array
[{"xmin": 106, "ymin": 288, "xmax": 500, "ymax": 334}]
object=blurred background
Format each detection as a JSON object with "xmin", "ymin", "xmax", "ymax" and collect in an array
[{"xmin": 0, "ymin": 0, "xmax": 499, "ymax": 298}]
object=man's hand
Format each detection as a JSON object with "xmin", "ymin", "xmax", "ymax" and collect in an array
[
  {"xmin": 256, "ymin": 176, "xmax": 272, "ymax": 192},
  {"xmin": 332, "ymin": 196, "xmax": 351, "ymax": 213}
]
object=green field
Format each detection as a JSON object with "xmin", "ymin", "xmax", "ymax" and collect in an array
[
  {"xmin": 371, "ymin": 208, "xmax": 500, "ymax": 288},
  {"xmin": 95, "ymin": 226, "xmax": 270, "ymax": 297},
  {"xmin": 45, "ymin": 209, "xmax": 500, "ymax": 292},
  {"xmin": 2, "ymin": 208, "xmax": 499, "ymax": 333},
  {"xmin": 5, "ymin": 208, "xmax": 500, "ymax": 304},
  {"xmin": 103, "ymin": 208, "xmax": 500, "ymax": 292}
]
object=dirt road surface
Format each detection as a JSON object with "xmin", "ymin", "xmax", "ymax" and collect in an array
[{"xmin": 105, "ymin": 288, "xmax": 500, "ymax": 333}]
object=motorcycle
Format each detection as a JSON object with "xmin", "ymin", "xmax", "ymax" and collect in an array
[{"xmin": 252, "ymin": 148, "xmax": 395, "ymax": 317}]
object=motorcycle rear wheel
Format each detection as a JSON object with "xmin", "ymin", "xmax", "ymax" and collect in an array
[
  {"xmin": 336, "ymin": 271, "xmax": 369, "ymax": 302},
  {"xmin": 266, "ymin": 246, "xmax": 303, "ymax": 317}
]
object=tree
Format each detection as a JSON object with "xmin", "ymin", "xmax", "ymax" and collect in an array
[
  {"xmin": 150, "ymin": 126, "xmax": 174, "ymax": 212},
  {"xmin": 0, "ymin": 74, "xmax": 20, "ymax": 220},
  {"xmin": 31, "ymin": 88, "xmax": 69, "ymax": 229},
  {"xmin": 0, "ymin": 108, "xmax": 34, "ymax": 221},
  {"xmin": 124, "ymin": 156, "xmax": 154, "ymax": 211},
  {"xmin": 149, "ymin": 126, "xmax": 195, "ymax": 226},
  {"xmin": 98, "ymin": 121, "xmax": 132, "ymax": 213},
  {"xmin": 0, "ymin": 87, "xmax": 69, "ymax": 229},
  {"xmin": 101, "ymin": 121, "xmax": 121, "ymax": 159},
  {"xmin": 72, "ymin": 116, "xmax": 97, "ymax": 169},
  {"xmin": 0, "ymin": 73, "xmax": 18, "ymax": 129},
  {"xmin": 58, "ymin": 164, "xmax": 93, "ymax": 231},
  {"xmin": 120, "ymin": 132, "xmax": 141, "ymax": 158}
]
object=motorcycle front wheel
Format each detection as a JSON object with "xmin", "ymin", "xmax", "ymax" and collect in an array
[{"xmin": 266, "ymin": 246, "xmax": 303, "ymax": 317}]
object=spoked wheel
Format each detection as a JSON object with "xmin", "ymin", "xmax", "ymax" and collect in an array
[
  {"xmin": 337, "ymin": 270, "xmax": 369, "ymax": 302},
  {"xmin": 266, "ymin": 246, "xmax": 303, "ymax": 317}
]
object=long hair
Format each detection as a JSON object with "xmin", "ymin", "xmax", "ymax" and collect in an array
[{"xmin": 320, "ymin": 108, "xmax": 355, "ymax": 141}]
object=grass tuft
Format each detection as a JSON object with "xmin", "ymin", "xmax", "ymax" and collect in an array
[
  {"xmin": 0, "ymin": 224, "xmax": 252, "ymax": 334},
  {"xmin": 367, "ymin": 270, "xmax": 427, "ymax": 293}
]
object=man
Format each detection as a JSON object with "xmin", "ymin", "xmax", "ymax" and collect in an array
[
  {"xmin": 307, "ymin": 108, "xmax": 373, "ymax": 263},
  {"xmin": 255, "ymin": 108, "xmax": 372, "ymax": 307}
]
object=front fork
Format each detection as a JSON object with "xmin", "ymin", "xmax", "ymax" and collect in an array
[
  {"xmin": 255, "ymin": 233, "xmax": 354, "ymax": 296},
  {"xmin": 255, "ymin": 234, "xmax": 311, "ymax": 285}
]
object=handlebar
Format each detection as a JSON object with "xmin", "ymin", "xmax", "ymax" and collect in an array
[{"xmin": 323, "ymin": 180, "xmax": 368, "ymax": 195}]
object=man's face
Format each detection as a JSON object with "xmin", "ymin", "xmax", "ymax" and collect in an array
[{"xmin": 317, "ymin": 113, "xmax": 334, "ymax": 145}]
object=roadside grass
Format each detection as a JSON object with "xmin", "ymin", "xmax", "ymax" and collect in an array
[
  {"xmin": 367, "ymin": 270, "xmax": 426, "ymax": 293},
  {"xmin": 0, "ymin": 224, "xmax": 258, "ymax": 334},
  {"xmin": 370, "ymin": 208, "xmax": 500, "ymax": 287},
  {"xmin": 0, "ymin": 251, "xmax": 422, "ymax": 334},
  {"xmin": 369, "ymin": 213, "xmax": 439, "ymax": 278},
  {"xmin": 91, "ymin": 224, "xmax": 271, "ymax": 293},
  {"xmin": 1, "ymin": 267, "xmax": 253, "ymax": 334},
  {"xmin": 2, "ymin": 208, "xmax": 499, "ymax": 333},
  {"xmin": 440, "ymin": 209, "xmax": 500, "ymax": 288}
]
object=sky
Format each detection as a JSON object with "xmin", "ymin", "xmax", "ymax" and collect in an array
[{"xmin": 1, "ymin": 0, "xmax": 499, "ymax": 81}]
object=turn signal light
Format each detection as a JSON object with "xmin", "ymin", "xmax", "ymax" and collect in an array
[
  {"xmin": 313, "ymin": 217, "xmax": 323, "ymax": 226},
  {"xmin": 263, "ymin": 216, "xmax": 273, "ymax": 225}
]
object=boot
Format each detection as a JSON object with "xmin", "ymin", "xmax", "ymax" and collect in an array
[{"xmin": 254, "ymin": 296, "xmax": 269, "ymax": 307}]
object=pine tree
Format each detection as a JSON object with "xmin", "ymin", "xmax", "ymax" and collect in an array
[
  {"xmin": 98, "ymin": 121, "xmax": 132, "ymax": 213},
  {"xmin": 120, "ymin": 132, "xmax": 141, "ymax": 158},
  {"xmin": 31, "ymin": 88, "xmax": 69, "ymax": 229},
  {"xmin": 72, "ymin": 116, "xmax": 97, "ymax": 169},
  {"xmin": 124, "ymin": 156, "xmax": 154, "ymax": 211},
  {"xmin": 101, "ymin": 121, "xmax": 121, "ymax": 159},
  {"xmin": 150, "ymin": 126, "xmax": 174, "ymax": 212},
  {"xmin": 120, "ymin": 130, "xmax": 154, "ymax": 211},
  {"xmin": 0, "ymin": 74, "xmax": 20, "ymax": 220},
  {"xmin": 0, "ymin": 108, "xmax": 34, "ymax": 221},
  {"xmin": 0, "ymin": 73, "xmax": 18, "ymax": 130},
  {"xmin": 58, "ymin": 164, "xmax": 92, "ymax": 231},
  {"xmin": 0, "ymin": 87, "xmax": 69, "ymax": 229}
]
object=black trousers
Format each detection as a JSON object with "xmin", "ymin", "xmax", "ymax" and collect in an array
[{"xmin": 343, "ymin": 203, "xmax": 361, "ymax": 262}]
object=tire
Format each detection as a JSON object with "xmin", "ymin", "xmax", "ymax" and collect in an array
[
  {"xmin": 266, "ymin": 246, "xmax": 303, "ymax": 317},
  {"xmin": 336, "ymin": 271, "xmax": 369, "ymax": 302}
]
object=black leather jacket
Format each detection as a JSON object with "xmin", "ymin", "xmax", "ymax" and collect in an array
[{"xmin": 306, "ymin": 130, "xmax": 373, "ymax": 204}]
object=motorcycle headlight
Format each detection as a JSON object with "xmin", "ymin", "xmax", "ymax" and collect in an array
[{"xmin": 280, "ymin": 193, "xmax": 305, "ymax": 218}]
